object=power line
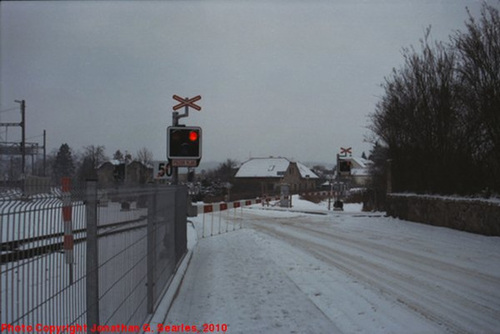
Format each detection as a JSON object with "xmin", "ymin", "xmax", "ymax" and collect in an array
[
  {"xmin": 0, "ymin": 107, "xmax": 18, "ymax": 113},
  {"xmin": 26, "ymin": 134, "xmax": 44, "ymax": 141}
]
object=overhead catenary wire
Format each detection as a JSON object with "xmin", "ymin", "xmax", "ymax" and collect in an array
[
  {"xmin": 0, "ymin": 107, "xmax": 19, "ymax": 113},
  {"xmin": 26, "ymin": 134, "xmax": 44, "ymax": 141}
]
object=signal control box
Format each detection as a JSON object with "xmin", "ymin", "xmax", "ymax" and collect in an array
[{"xmin": 167, "ymin": 126, "xmax": 202, "ymax": 167}]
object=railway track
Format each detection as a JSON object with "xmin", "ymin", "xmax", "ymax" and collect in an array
[{"xmin": 0, "ymin": 217, "xmax": 148, "ymax": 263}]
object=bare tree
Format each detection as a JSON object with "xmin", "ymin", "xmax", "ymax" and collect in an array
[
  {"xmin": 135, "ymin": 147, "xmax": 154, "ymax": 184},
  {"xmin": 369, "ymin": 2, "xmax": 500, "ymax": 195},
  {"xmin": 113, "ymin": 150, "xmax": 124, "ymax": 162},
  {"xmin": 453, "ymin": 3, "xmax": 500, "ymax": 191},
  {"xmin": 136, "ymin": 147, "xmax": 153, "ymax": 166},
  {"xmin": 370, "ymin": 29, "xmax": 460, "ymax": 193},
  {"xmin": 77, "ymin": 145, "xmax": 107, "ymax": 182}
]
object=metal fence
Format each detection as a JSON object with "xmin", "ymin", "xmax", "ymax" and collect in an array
[
  {"xmin": 0, "ymin": 180, "xmax": 188, "ymax": 330},
  {"xmin": 193, "ymin": 198, "xmax": 266, "ymax": 239}
]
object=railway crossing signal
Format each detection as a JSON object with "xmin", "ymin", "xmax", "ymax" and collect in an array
[
  {"xmin": 339, "ymin": 160, "xmax": 352, "ymax": 174},
  {"xmin": 340, "ymin": 147, "xmax": 352, "ymax": 156},
  {"xmin": 168, "ymin": 95, "xmax": 203, "ymax": 179},
  {"xmin": 167, "ymin": 126, "xmax": 202, "ymax": 167},
  {"xmin": 337, "ymin": 147, "xmax": 352, "ymax": 176},
  {"xmin": 172, "ymin": 95, "xmax": 202, "ymax": 111}
]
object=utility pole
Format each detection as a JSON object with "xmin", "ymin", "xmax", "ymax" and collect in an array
[
  {"xmin": 14, "ymin": 99, "xmax": 26, "ymax": 177},
  {"xmin": 43, "ymin": 130, "xmax": 46, "ymax": 176}
]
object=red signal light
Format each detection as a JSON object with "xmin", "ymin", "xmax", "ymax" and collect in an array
[
  {"xmin": 167, "ymin": 126, "xmax": 202, "ymax": 161},
  {"xmin": 189, "ymin": 130, "xmax": 198, "ymax": 142}
]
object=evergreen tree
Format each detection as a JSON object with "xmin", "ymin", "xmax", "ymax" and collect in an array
[
  {"xmin": 52, "ymin": 143, "xmax": 75, "ymax": 182},
  {"xmin": 213, "ymin": 159, "xmax": 239, "ymax": 183}
]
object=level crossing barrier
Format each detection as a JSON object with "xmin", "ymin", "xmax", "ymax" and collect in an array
[{"xmin": 195, "ymin": 196, "xmax": 283, "ymax": 238}]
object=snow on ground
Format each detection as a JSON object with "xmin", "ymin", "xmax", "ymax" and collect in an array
[
  {"xmin": 244, "ymin": 194, "xmax": 363, "ymax": 217},
  {"xmin": 164, "ymin": 229, "xmax": 339, "ymax": 333},
  {"xmin": 290, "ymin": 194, "xmax": 363, "ymax": 213},
  {"xmin": 164, "ymin": 197, "xmax": 500, "ymax": 334}
]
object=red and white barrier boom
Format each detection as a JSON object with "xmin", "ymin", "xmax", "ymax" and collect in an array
[
  {"xmin": 61, "ymin": 177, "xmax": 74, "ymax": 284},
  {"xmin": 197, "ymin": 198, "xmax": 267, "ymax": 214}
]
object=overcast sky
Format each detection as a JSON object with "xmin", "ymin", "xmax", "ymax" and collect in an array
[{"xmin": 0, "ymin": 0, "xmax": 488, "ymax": 167}]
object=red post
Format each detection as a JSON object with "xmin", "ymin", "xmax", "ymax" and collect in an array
[{"xmin": 62, "ymin": 177, "xmax": 74, "ymax": 284}]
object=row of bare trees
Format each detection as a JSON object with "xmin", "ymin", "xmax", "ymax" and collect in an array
[
  {"xmin": 51, "ymin": 144, "xmax": 153, "ymax": 184},
  {"xmin": 369, "ymin": 3, "xmax": 500, "ymax": 196}
]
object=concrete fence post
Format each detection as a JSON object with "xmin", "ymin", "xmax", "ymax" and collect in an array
[
  {"xmin": 202, "ymin": 213, "xmax": 206, "ymax": 238},
  {"xmin": 211, "ymin": 211, "xmax": 214, "ymax": 236},
  {"xmin": 219, "ymin": 208, "xmax": 222, "ymax": 235},
  {"xmin": 85, "ymin": 179, "xmax": 99, "ymax": 334}
]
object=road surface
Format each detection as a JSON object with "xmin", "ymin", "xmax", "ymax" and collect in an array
[{"xmin": 165, "ymin": 208, "xmax": 500, "ymax": 333}]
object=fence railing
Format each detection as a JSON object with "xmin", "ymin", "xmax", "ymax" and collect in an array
[
  {"xmin": 193, "ymin": 198, "xmax": 270, "ymax": 238},
  {"xmin": 0, "ymin": 180, "xmax": 188, "ymax": 331}
]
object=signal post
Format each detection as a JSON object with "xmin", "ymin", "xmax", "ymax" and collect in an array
[
  {"xmin": 168, "ymin": 95, "xmax": 202, "ymax": 184},
  {"xmin": 332, "ymin": 147, "xmax": 352, "ymax": 209}
]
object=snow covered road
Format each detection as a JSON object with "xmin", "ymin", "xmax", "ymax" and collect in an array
[{"xmin": 164, "ymin": 205, "xmax": 500, "ymax": 333}]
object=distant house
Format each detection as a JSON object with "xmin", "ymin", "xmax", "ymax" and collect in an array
[
  {"xmin": 233, "ymin": 157, "xmax": 319, "ymax": 198},
  {"xmin": 97, "ymin": 160, "xmax": 152, "ymax": 188}
]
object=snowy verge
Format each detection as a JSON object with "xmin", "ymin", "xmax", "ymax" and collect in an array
[
  {"xmin": 245, "ymin": 194, "xmax": 364, "ymax": 215},
  {"xmin": 145, "ymin": 222, "xmax": 197, "ymax": 331},
  {"xmin": 164, "ymin": 228, "xmax": 342, "ymax": 333}
]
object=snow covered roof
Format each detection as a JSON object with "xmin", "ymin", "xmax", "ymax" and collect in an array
[
  {"xmin": 338, "ymin": 156, "xmax": 372, "ymax": 169},
  {"xmin": 295, "ymin": 162, "xmax": 319, "ymax": 179},
  {"xmin": 97, "ymin": 160, "xmax": 122, "ymax": 169},
  {"xmin": 351, "ymin": 168, "xmax": 370, "ymax": 176},
  {"xmin": 97, "ymin": 159, "xmax": 152, "ymax": 169},
  {"xmin": 235, "ymin": 157, "xmax": 318, "ymax": 179},
  {"xmin": 235, "ymin": 158, "xmax": 289, "ymax": 178}
]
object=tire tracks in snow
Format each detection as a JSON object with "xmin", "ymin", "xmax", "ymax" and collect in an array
[
  {"xmin": 249, "ymin": 216, "xmax": 500, "ymax": 334},
  {"xmin": 286, "ymin": 218, "xmax": 500, "ymax": 311}
]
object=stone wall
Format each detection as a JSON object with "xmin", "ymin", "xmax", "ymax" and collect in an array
[{"xmin": 386, "ymin": 194, "xmax": 500, "ymax": 236}]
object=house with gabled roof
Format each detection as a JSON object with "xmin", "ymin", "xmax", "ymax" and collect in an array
[
  {"xmin": 233, "ymin": 157, "xmax": 319, "ymax": 198},
  {"xmin": 97, "ymin": 160, "xmax": 152, "ymax": 188}
]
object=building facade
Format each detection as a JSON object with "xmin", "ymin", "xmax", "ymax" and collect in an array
[
  {"xmin": 97, "ymin": 160, "xmax": 152, "ymax": 188},
  {"xmin": 233, "ymin": 157, "xmax": 319, "ymax": 198}
]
